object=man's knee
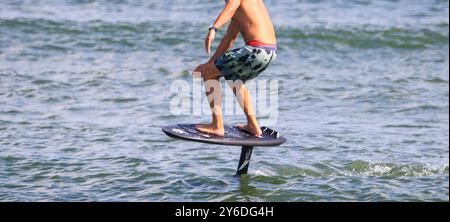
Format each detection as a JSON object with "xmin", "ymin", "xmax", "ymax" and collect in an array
[{"xmin": 202, "ymin": 63, "xmax": 221, "ymax": 81}]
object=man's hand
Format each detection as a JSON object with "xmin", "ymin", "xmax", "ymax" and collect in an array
[
  {"xmin": 193, "ymin": 61, "xmax": 215, "ymax": 78},
  {"xmin": 193, "ymin": 63, "xmax": 207, "ymax": 78},
  {"xmin": 205, "ymin": 30, "xmax": 216, "ymax": 54}
]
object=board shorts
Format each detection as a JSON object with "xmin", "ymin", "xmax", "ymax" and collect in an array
[{"xmin": 214, "ymin": 40, "xmax": 277, "ymax": 83}]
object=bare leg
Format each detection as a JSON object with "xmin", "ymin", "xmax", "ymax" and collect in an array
[
  {"xmin": 195, "ymin": 63, "xmax": 225, "ymax": 137},
  {"xmin": 228, "ymin": 81, "xmax": 262, "ymax": 136}
]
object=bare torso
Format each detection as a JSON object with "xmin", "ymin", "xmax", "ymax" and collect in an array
[{"xmin": 232, "ymin": 0, "xmax": 277, "ymax": 44}]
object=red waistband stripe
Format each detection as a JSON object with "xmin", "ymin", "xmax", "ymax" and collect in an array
[{"xmin": 246, "ymin": 40, "xmax": 277, "ymax": 48}]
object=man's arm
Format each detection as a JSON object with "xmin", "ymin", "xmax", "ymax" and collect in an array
[
  {"xmin": 212, "ymin": 0, "xmax": 241, "ymax": 30},
  {"xmin": 208, "ymin": 20, "xmax": 240, "ymax": 64},
  {"xmin": 204, "ymin": 0, "xmax": 241, "ymax": 54}
]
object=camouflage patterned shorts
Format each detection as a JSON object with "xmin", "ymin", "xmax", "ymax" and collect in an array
[{"xmin": 214, "ymin": 44, "xmax": 277, "ymax": 83}]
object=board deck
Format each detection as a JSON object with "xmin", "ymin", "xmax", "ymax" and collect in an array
[{"xmin": 162, "ymin": 124, "xmax": 286, "ymax": 147}]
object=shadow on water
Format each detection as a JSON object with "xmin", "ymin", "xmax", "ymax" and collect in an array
[
  {"xmin": 226, "ymin": 172, "xmax": 290, "ymax": 202},
  {"xmin": 233, "ymin": 175, "xmax": 265, "ymax": 202}
]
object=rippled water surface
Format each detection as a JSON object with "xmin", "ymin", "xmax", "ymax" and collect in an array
[{"xmin": 0, "ymin": 0, "xmax": 449, "ymax": 201}]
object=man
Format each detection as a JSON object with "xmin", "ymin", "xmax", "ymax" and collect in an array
[{"xmin": 193, "ymin": 0, "xmax": 277, "ymax": 137}]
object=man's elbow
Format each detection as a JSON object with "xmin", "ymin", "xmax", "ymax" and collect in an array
[{"xmin": 227, "ymin": 0, "xmax": 241, "ymax": 11}]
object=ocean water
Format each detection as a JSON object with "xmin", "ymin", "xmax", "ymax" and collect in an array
[{"xmin": 0, "ymin": 0, "xmax": 448, "ymax": 201}]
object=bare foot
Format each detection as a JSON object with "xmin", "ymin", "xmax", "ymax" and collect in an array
[
  {"xmin": 195, "ymin": 124, "xmax": 225, "ymax": 137},
  {"xmin": 237, "ymin": 123, "xmax": 263, "ymax": 137}
]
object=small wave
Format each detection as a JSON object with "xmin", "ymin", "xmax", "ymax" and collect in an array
[
  {"xmin": 394, "ymin": 105, "xmax": 447, "ymax": 113},
  {"xmin": 100, "ymin": 97, "xmax": 139, "ymax": 103},
  {"xmin": 0, "ymin": 18, "xmax": 83, "ymax": 35},
  {"xmin": 256, "ymin": 162, "xmax": 323, "ymax": 177},
  {"xmin": 31, "ymin": 79, "xmax": 54, "ymax": 85},
  {"xmin": 0, "ymin": 110, "xmax": 22, "ymax": 115},
  {"xmin": 1, "ymin": 155, "xmax": 25, "ymax": 163},
  {"xmin": 384, "ymin": 124, "xmax": 433, "ymax": 129},
  {"xmin": 257, "ymin": 161, "xmax": 448, "ymax": 178},
  {"xmin": 253, "ymin": 168, "xmax": 278, "ymax": 177},
  {"xmin": 425, "ymin": 77, "xmax": 449, "ymax": 84},
  {"xmin": 85, "ymin": 172, "xmax": 115, "ymax": 179},
  {"xmin": 278, "ymin": 25, "xmax": 449, "ymax": 50},
  {"xmin": 29, "ymin": 77, "xmax": 73, "ymax": 90},
  {"xmin": 344, "ymin": 161, "xmax": 449, "ymax": 177}
]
